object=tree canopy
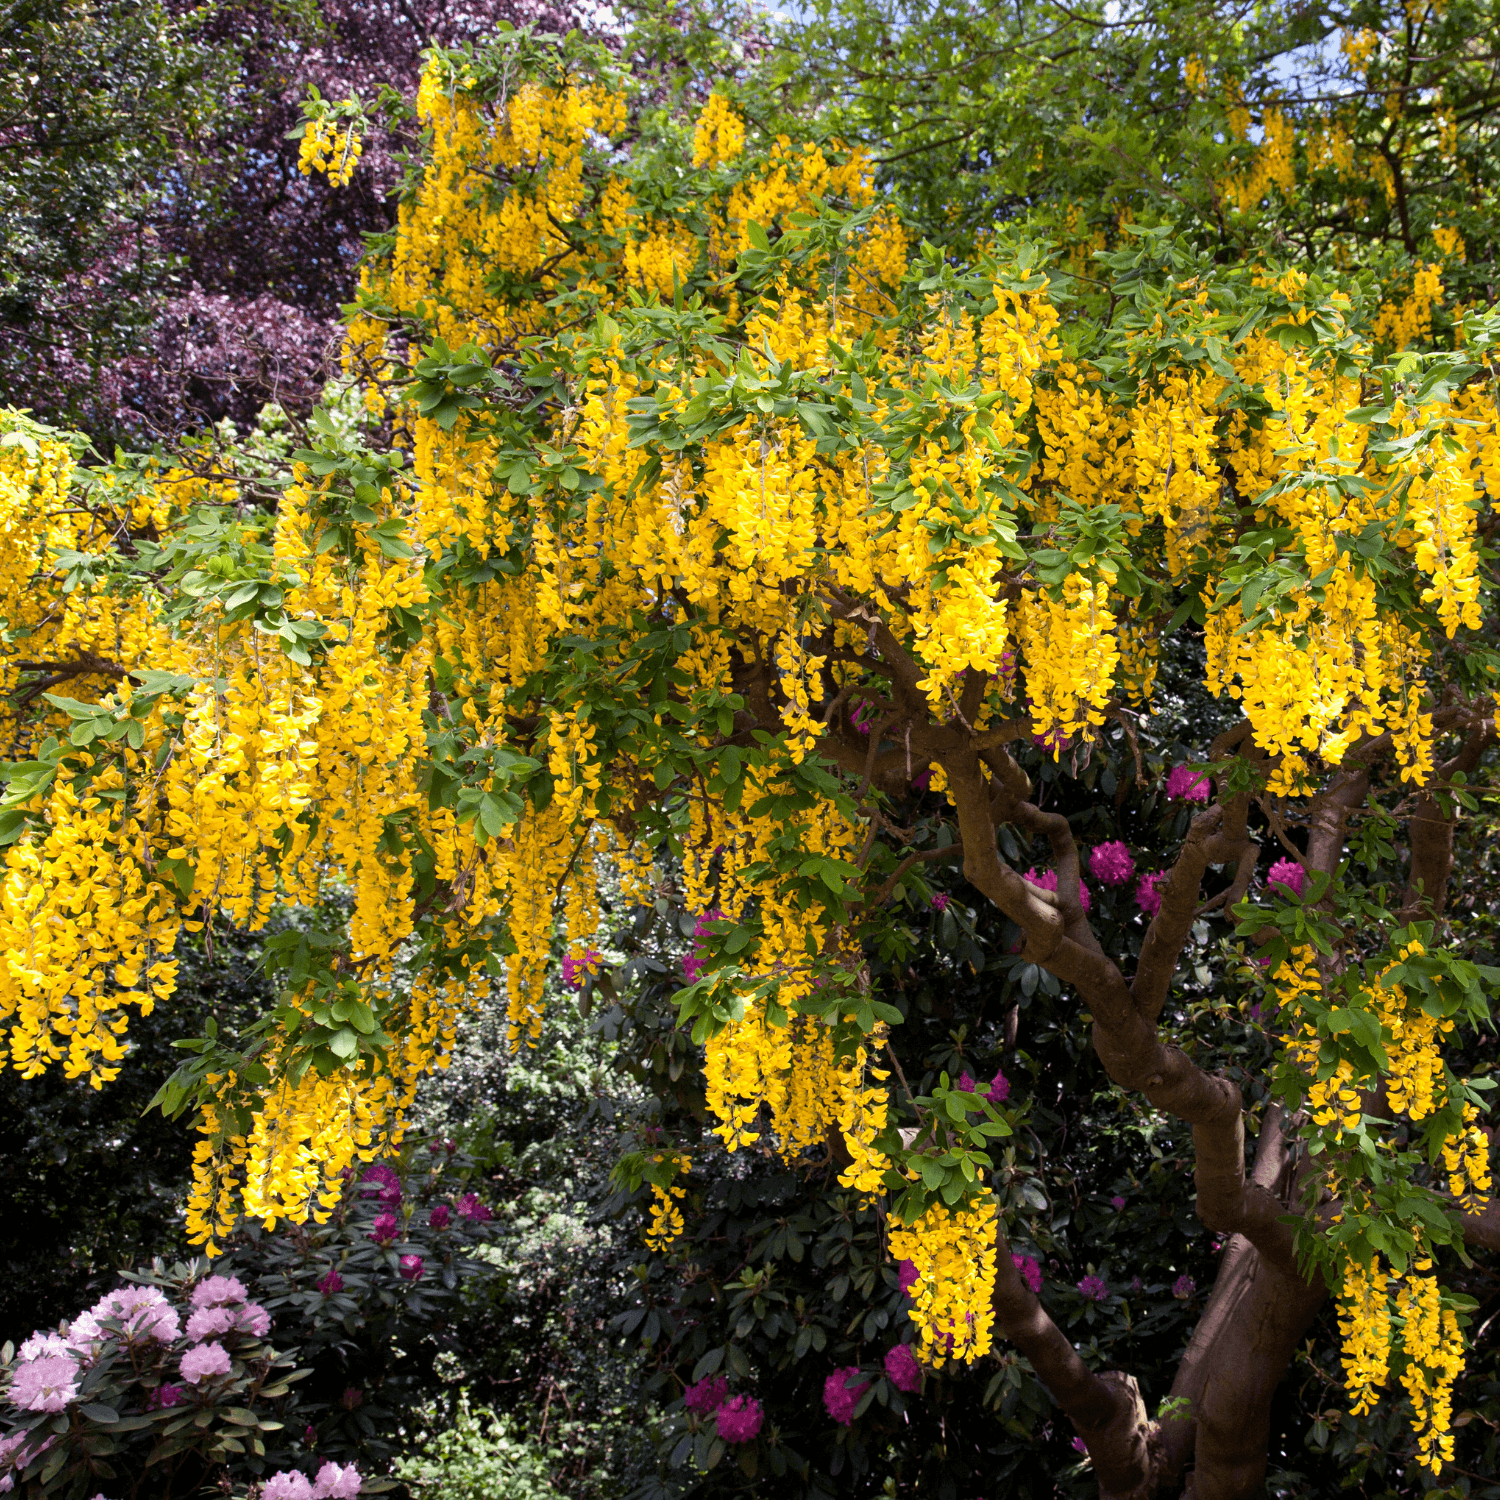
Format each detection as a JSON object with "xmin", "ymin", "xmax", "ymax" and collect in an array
[{"xmin": 3, "ymin": 15, "xmax": 1500, "ymax": 1499}]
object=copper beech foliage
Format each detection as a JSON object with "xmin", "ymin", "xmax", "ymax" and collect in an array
[{"xmin": 3, "ymin": 28, "xmax": 1500, "ymax": 1497}]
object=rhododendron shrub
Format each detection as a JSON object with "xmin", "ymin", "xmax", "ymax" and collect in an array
[{"xmin": 2, "ymin": 27, "xmax": 1500, "ymax": 1499}]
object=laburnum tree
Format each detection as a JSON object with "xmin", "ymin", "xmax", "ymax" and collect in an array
[{"xmin": 4, "ymin": 26, "xmax": 1500, "ymax": 1499}]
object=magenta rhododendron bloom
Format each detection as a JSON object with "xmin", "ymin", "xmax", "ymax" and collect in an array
[
  {"xmin": 884, "ymin": 1343, "xmax": 922, "ymax": 1393},
  {"xmin": 1166, "ymin": 765, "xmax": 1211, "ymax": 802},
  {"xmin": 1111, "ymin": 1194, "xmax": 1127, "ymax": 1211},
  {"xmin": 561, "ymin": 948, "xmax": 602, "ymax": 989},
  {"xmin": 986, "ymin": 1070, "xmax": 1010, "ymax": 1104},
  {"xmin": 149, "ymin": 1384, "xmax": 185, "ymax": 1410},
  {"xmin": 1025, "ymin": 866, "xmax": 1091, "ymax": 914},
  {"xmin": 823, "ymin": 1367, "xmax": 870, "ymax": 1426},
  {"xmin": 1012, "ymin": 1253, "xmax": 1043, "ymax": 1294},
  {"xmin": 715, "ymin": 1394, "xmax": 764, "ymax": 1443},
  {"xmin": 179, "ymin": 1341, "xmax": 231, "ymax": 1384},
  {"xmin": 1135, "ymin": 871, "xmax": 1167, "ymax": 917},
  {"xmin": 398, "ymin": 1254, "xmax": 424, "ymax": 1281},
  {"xmin": 190, "ymin": 1274, "xmax": 247, "ymax": 1309},
  {"xmin": 897, "ymin": 1259, "xmax": 919, "ymax": 1294},
  {"xmin": 370, "ymin": 1212, "xmax": 399, "ymax": 1244},
  {"xmin": 1173, "ymin": 1275, "xmax": 1196, "ymax": 1299},
  {"xmin": 1077, "ymin": 1275, "xmax": 1108, "ymax": 1302},
  {"xmin": 429, "ymin": 1203, "xmax": 451, "ymax": 1230},
  {"xmin": 1267, "ymin": 857, "xmax": 1305, "ymax": 896},
  {"xmin": 1089, "ymin": 840, "xmax": 1136, "ymax": 886},
  {"xmin": 684, "ymin": 1374, "xmax": 728, "ymax": 1414},
  {"xmin": 455, "ymin": 1193, "xmax": 491, "ymax": 1223},
  {"xmin": 10, "ymin": 1354, "xmax": 78, "ymax": 1411},
  {"xmin": 316, "ymin": 1270, "xmax": 344, "ymax": 1296},
  {"xmin": 929, "ymin": 891, "xmax": 950, "ymax": 911}
]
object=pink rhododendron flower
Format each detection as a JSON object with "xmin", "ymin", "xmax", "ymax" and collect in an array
[
  {"xmin": 65, "ymin": 1312, "xmax": 104, "ymax": 1356},
  {"xmin": 17, "ymin": 1332, "xmax": 68, "ymax": 1362},
  {"xmin": 87, "ymin": 1285, "xmax": 178, "ymax": 1343},
  {"xmin": 1077, "ymin": 1275, "xmax": 1108, "ymax": 1302},
  {"xmin": 316, "ymin": 1270, "xmax": 344, "ymax": 1296},
  {"xmin": 1025, "ymin": 867, "xmax": 1091, "ymax": 914},
  {"xmin": 1166, "ymin": 766, "xmax": 1210, "ymax": 802},
  {"xmin": 1012, "ymin": 1254, "xmax": 1043, "ymax": 1294},
  {"xmin": 429, "ymin": 1204, "xmax": 451, "ymax": 1230},
  {"xmin": 823, "ymin": 1367, "xmax": 870, "ymax": 1426},
  {"xmin": 179, "ymin": 1341, "xmax": 231, "ymax": 1384},
  {"xmin": 929, "ymin": 892, "xmax": 950, "ymax": 911},
  {"xmin": 1072, "ymin": 1435, "xmax": 1089, "ymax": 1454},
  {"xmin": 262, "ymin": 1474, "xmax": 314, "ymax": 1500},
  {"xmin": 10, "ymin": 1354, "xmax": 78, "ymax": 1411},
  {"xmin": 185, "ymin": 1306, "xmax": 234, "ymax": 1342},
  {"xmin": 884, "ymin": 1344, "xmax": 922, "ymax": 1393},
  {"xmin": 1135, "ymin": 872, "xmax": 1167, "ymax": 917},
  {"xmin": 1089, "ymin": 840, "xmax": 1136, "ymax": 887},
  {"xmin": 715, "ymin": 1394, "xmax": 764, "ymax": 1444},
  {"xmin": 1173, "ymin": 1275, "xmax": 1196, "ymax": 1300},
  {"xmin": 370, "ymin": 1213, "xmax": 399, "ymax": 1245},
  {"xmin": 313, "ymin": 1461, "xmax": 364, "ymax": 1499},
  {"xmin": 361, "ymin": 1164, "xmax": 402, "ymax": 1208},
  {"xmin": 1111, "ymin": 1194, "xmax": 1126, "ymax": 1211},
  {"xmin": 684, "ymin": 1374, "xmax": 728, "ymax": 1414},
  {"xmin": 911, "ymin": 769, "xmax": 932, "ymax": 792},
  {"xmin": 897, "ymin": 1259, "xmax": 919, "ymax": 1294},
  {"xmin": 1267, "ymin": 857, "xmax": 1305, "ymax": 897},
  {"xmin": 190, "ymin": 1274, "xmax": 247, "ymax": 1309},
  {"xmin": 236, "ymin": 1302, "xmax": 271, "ymax": 1337},
  {"xmin": 399, "ymin": 1255, "xmax": 424, "ymax": 1282},
  {"xmin": 561, "ymin": 949, "xmax": 602, "ymax": 990},
  {"xmin": 957, "ymin": 1071, "xmax": 975, "ymax": 1093},
  {"xmin": 148, "ymin": 1384, "xmax": 185, "ymax": 1410},
  {"xmin": 986, "ymin": 1070, "xmax": 1010, "ymax": 1104},
  {"xmin": 455, "ymin": 1193, "xmax": 491, "ymax": 1223}
]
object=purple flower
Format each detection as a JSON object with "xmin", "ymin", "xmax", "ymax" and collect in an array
[
  {"xmin": 1077, "ymin": 1275, "xmax": 1108, "ymax": 1302},
  {"xmin": 897, "ymin": 1259, "xmax": 919, "ymax": 1294},
  {"xmin": 1072, "ymin": 1435, "xmax": 1088, "ymax": 1454},
  {"xmin": 1110, "ymin": 1194, "xmax": 1126, "ymax": 1211},
  {"xmin": 1025, "ymin": 867, "xmax": 1091, "ymax": 914},
  {"xmin": 88, "ymin": 1285, "xmax": 179, "ymax": 1343},
  {"xmin": 370, "ymin": 1213, "xmax": 399, "ymax": 1245},
  {"xmin": 823, "ymin": 1367, "xmax": 870, "ymax": 1426},
  {"xmin": 1166, "ymin": 765, "xmax": 1211, "ymax": 803},
  {"xmin": 561, "ymin": 948, "xmax": 602, "ymax": 990},
  {"xmin": 1135, "ymin": 872, "xmax": 1167, "ymax": 917},
  {"xmin": 455, "ymin": 1193, "xmax": 492, "ymax": 1223},
  {"xmin": 179, "ymin": 1341, "xmax": 231, "ymax": 1384},
  {"xmin": 1012, "ymin": 1253, "xmax": 1043, "ymax": 1294},
  {"xmin": 429, "ymin": 1204, "xmax": 452, "ymax": 1230},
  {"xmin": 884, "ymin": 1343, "xmax": 922, "ymax": 1393},
  {"xmin": 236, "ymin": 1302, "xmax": 271, "ymax": 1337},
  {"xmin": 911, "ymin": 769, "xmax": 932, "ymax": 792},
  {"xmin": 715, "ymin": 1394, "xmax": 764, "ymax": 1444},
  {"xmin": 9, "ymin": 1354, "xmax": 79, "ymax": 1411},
  {"xmin": 957, "ymin": 1071, "xmax": 975, "ymax": 1093},
  {"xmin": 361, "ymin": 1164, "xmax": 402, "ymax": 1208},
  {"xmin": 148, "ymin": 1384, "xmax": 185, "ymax": 1410},
  {"xmin": 263, "ymin": 1474, "xmax": 314, "ymax": 1500},
  {"xmin": 316, "ymin": 1270, "xmax": 344, "ymax": 1296},
  {"xmin": 929, "ymin": 892, "xmax": 950, "ymax": 912},
  {"xmin": 986, "ymin": 1070, "xmax": 1010, "ymax": 1104},
  {"xmin": 399, "ymin": 1254, "xmax": 425, "ymax": 1282},
  {"xmin": 190, "ymin": 1274, "xmax": 248, "ymax": 1309},
  {"xmin": 850, "ymin": 699, "xmax": 873, "ymax": 735},
  {"xmin": 1267, "ymin": 857, "xmax": 1305, "ymax": 897},
  {"xmin": 313, "ymin": 1460, "xmax": 364, "ymax": 1499},
  {"xmin": 1089, "ymin": 840, "xmax": 1136, "ymax": 887},
  {"xmin": 684, "ymin": 1374, "xmax": 728, "ymax": 1414},
  {"xmin": 1172, "ymin": 1275, "xmax": 1196, "ymax": 1300},
  {"xmin": 185, "ymin": 1306, "xmax": 234, "ymax": 1342}
]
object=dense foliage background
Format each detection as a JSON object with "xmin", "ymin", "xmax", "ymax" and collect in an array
[{"xmin": 4, "ymin": 1, "xmax": 1500, "ymax": 1497}]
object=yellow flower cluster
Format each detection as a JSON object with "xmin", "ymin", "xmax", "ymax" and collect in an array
[
  {"xmin": 1441, "ymin": 1102, "xmax": 1492, "ymax": 1214},
  {"xmin": 644, "ymin": 1153, "xmax": 691, "ymax": 1251},
  {"xmin": 299, "ymin": 116, "xmax": 362, "ymax": 186},
  {"xmin": 692, "ymin": 92, "xmax": 745, "ymax": 168},
  {"xmin": 887, "ymin": 1197, "xmax": 998, "ymax": 1368},
  {"xmin": 1338, "ymin": 1257, "xmax": 1392, "ymax": 1414}
]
